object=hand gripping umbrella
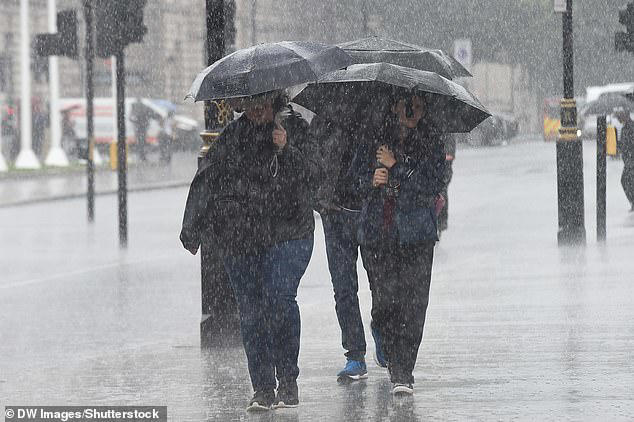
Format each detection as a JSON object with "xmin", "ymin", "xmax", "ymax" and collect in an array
[
  {"xmin": 292, "ymin": 62, "xmax": 490, "ymax": 133},
  {"xmin": 186, "ymin": 41, "xmax": 353, "ymax": 102},
  {"xmin": 338, "ymin": 36, "xmax": 471, "ymax": 80}
]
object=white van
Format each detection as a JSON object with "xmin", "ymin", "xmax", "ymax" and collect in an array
[
  {"xmin": 580, "ymin": 83, "xmax": 634, "ymax": 139},
  {"xmin": 59, "ymin": 97, "xmax": 201, "ymax": 149}
]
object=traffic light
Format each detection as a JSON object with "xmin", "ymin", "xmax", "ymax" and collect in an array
[
  {"xmin": 615, "ymin": 2, "xmax": 634, "ymax": 53},
  {"xmin": 126, "ymin": 0, "xmax": 149, "ymax": 44},
  {"xmin": 95, "ymin": 0, "xmax": 148, "ymax": 58},
  {"xmin": 33, "ymin": 9, "xmax": 78, "ymax": 58}
]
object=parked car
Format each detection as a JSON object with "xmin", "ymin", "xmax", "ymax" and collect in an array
[
  {"xmin": 171, "ymin": 114, "xmax": 201, "ymax": 151},
  {"xmin": 457, "ymin": 111, "xmax": 519, "ymax": 146}
]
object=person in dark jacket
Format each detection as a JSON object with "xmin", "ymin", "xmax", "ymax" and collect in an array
[
  {"xmin": 438, "ymin": 133, "xmax": 456, "ymax": 235},
  {"xmin": 180, "ymin": 92, "xmax": 317, "ymax": 411},
  {"xmin": 616, "ymin": 109, "xmax": 634, "ymax": 211},
  {"xmin": 130, "ymin": 99, "xmax": 155, "ymax": 162},
  {"xmin": 310, "ymin": 115, "xmax": 378, "ymax": 382},
  {"xmin": 356, "ymin": 93, "xmax": 444, "ymax": 396}
]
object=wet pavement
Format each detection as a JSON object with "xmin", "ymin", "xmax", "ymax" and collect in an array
[
  {"xmin": 0, "ymin": 151, "xmax": 197, "ymax": 207},
  {"xmin": 1, "ymin": 138, "xmax": 634, "ymax": 421}
]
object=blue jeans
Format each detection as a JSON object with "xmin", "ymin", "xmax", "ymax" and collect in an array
[
  {"xmin": 223, "ymin": 236, "xmax": 313, "ymax": 390},
  {"xmin": 321, "ymin": 209, "xmax": 367, "ymax": 361}
]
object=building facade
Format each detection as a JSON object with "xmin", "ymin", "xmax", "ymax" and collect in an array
[
  {"xmin": 233, "ymin": 0, "xmax": 382, "ymax": 49},
  {"xmin": 0, "ymin": 0, "xmax": 50, "ymax": 103},
  {"xmin": 1, "ymin": 0, "xmax": 384, "ymax": 112},
  {"xmin": 0, "ymin": 0, "xmax": 208, "ymax": 108},
  {"xmin": 1, "ymin": 0, "xmax": 541, "ymax": 138}
]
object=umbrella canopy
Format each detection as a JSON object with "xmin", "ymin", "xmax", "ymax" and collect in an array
[
  {"xmin": 338, "ymin": 36, "xmax": 472, "ymax": 80},
  {"xmin": 292, "ymin": 62, "xmax": 490, "ymax": 133},
  {"xmin": 150, "ymin": 99, "xmax": 178, "ymax": 114},
  {"xmin": 581, "ymin": 93, "xmax": 634, "ymax": 116},
  {"xmin": 186, "ymin": 41, "xmax": 353, "ymax": 102}
]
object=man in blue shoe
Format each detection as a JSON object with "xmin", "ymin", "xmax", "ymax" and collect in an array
[{"xmin": 310, "ymin": 115, "xmax": 387, "ymax": 383}]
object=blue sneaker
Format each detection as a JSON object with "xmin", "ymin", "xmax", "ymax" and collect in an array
[
  {"xmin": 336, "ymin": 359, "xmax": 368, "ymax": 383},
  {"xmin": 371, "ymin": 326, "xmax": 388, "ymax": 369}
]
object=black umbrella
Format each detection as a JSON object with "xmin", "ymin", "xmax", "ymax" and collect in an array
[
  {"xmin": 292, "ymin": 62, "xmax": 490, "ymax": 133},
  {"xmin": 186, "ymin": 41, "xmax": 353, "ymax": 101},
  {"xmin": 338, "ymin": 36, "xmax": 472, "ymax": 80},
  {"xmin": 581, "ymin": 93, "xmax": 634, "ymax": 116}
]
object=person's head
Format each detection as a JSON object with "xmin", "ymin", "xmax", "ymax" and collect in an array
[
  {"xmin": 234, "ymin": 91, "xmax": 287, "ymax": 125},
  {"xmin": 244, "ymin": 99, "xmax": 275, "ymax": 125},
  {"xmin": 614, "ymin": 108, "xmax": 631, "ymax": 124},
  {"xmin": 392, "ymin": 93, "xmax": 426, "ymax": 129}
]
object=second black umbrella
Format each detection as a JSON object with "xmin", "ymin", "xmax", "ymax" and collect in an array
[
  {"xmin": 338, "ymin": 36, "xmax": 471, "ymax": 80},
  {"xmin": 293, "ymin": 62, "xmax": 489, "ymax": 133}
]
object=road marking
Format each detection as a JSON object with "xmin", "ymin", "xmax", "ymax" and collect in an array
[{"xmin": 0, "ymin": 254, "xmax": 182, "ymax": 290}]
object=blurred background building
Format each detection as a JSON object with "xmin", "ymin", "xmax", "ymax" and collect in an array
[
  {"xmin": 1, "ymin": 0, "xmax": 634, "ymax": 138},
  {"xmin": 0, "ymin": 0, "xmax": 212, "ymax": 107}
]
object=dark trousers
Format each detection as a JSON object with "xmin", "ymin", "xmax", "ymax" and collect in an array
[
  {"xmin": 622, "ymin": 166, "xmax": 634, "ymax": 206},
  {"xmin": 321, "ymin": 210, "xmax": 367, "ymax": 360},
  {"xmin": 438, "ymin": 161, "xmax": 453, "ymax": 232},
  {"xmin": 223, "ymin": 236, "xmax": 313, "ymax": 391},
  {"xmin": 361, "ymin": 241, "xmax": 435, "ymax": 384},
  {"xmin": 135, "ymin": 129, "xmax": 147, "ymax": 161}
]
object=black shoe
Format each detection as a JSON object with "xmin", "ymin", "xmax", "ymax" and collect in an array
[
  {"xmin": 273, "ymin": 380, "xmax": 299, "ymax": 408},
  {"xmin": 246, "ymin": 389, "xmax": 275, "ymax": 412},
  {"xmin": 392, "ymin": 382, "xmax": 414, "ymax": 396}
]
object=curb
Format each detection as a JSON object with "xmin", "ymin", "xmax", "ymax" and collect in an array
[
  {"xmin": 0, "ymin": 166, "xmax": 113, "ymax": 181},
  {"xmin": 0, "ymin": 180, "xmax": 190, "ymax": 209}
]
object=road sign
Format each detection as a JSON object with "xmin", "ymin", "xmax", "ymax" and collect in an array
[
  {"xmin": 453, "ymin": 38, "xmax": 472, "ymax": 71},
  {"xmin": 554, "ymin": 0, "xmax": 567, "ymax": 13}
]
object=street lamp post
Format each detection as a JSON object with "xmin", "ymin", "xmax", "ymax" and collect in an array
[
  {"xmin": 44, "ymin": 0, "xmax": 69, "ymax": 167},
  {"xmin": 84, "ymin": 0, "xmax": 95, "ymax": 223},
  {"xmin": 16, "ymin": 0, "xmax": 41, "ymax": 170},
  {"xmin": 199, "ymin": 0, "xmax": 240, "ymax": 345},
  {"xmin": 596, "ymin": 116, "xmax": 607, "ymax": 242},
  {"xmin": 0, "ymin": 105, "xmax": 7, "ymax": 172},
  {"xmin": 556, "ymin": 0, "xmax": 586, "ymax": 245},
  {"xmin": 250, "ymin": 0, "xmax": 257, "ymax": 45}
]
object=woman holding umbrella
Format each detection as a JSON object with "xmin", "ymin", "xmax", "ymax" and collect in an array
[
  {"xmin": 356, "ymin": 92, "xmax": 445, "ymax": 396},
  {"xmin": 294, "ymin": 61, "xmax": 488, "ymax": 395},
  {"xmin": 181, "ymin": 92, "xmax": 316, "ymax": 410},
  {"xmin": 180, "ymin": 41, "xmax": 352, "ymax": 411}
]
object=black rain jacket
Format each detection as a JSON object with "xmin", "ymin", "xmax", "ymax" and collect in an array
[{"xmin": 180, "ymin": 107, "xmax": 317, "ymax": 257}]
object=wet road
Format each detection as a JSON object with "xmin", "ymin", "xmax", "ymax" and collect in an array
[{"xmin": 1, "ymin": 139, "xmax": 634, "ymax": 421}]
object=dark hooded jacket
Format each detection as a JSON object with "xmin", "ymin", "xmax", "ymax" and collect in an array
[
  {"xmin": 309, "ymin": 116, "xmax": 376, "ymax": 212},
  {"xmin": 180, "ymin": 106, "xmax": 316, "ymax": 257},
  {"xmin": 355, "ymin": 118, "xmax": 445, "ymax": 247},
  {"xmin": 621, "ymin": 118, "xmax": 634, "ymax": 168}
]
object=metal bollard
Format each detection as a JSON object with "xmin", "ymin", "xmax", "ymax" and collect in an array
[
  {"xmin": 597, "ymin": 116, "xmax": 607, "ymax": 242},
  {"xmin": 198, "ymin": 129, "xmax": 240, "ymax": 347}
]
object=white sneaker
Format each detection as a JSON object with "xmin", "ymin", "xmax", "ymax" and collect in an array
[{"xmin": 392, "ymin": 383, "xmax": 414, "ymax": 396}]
